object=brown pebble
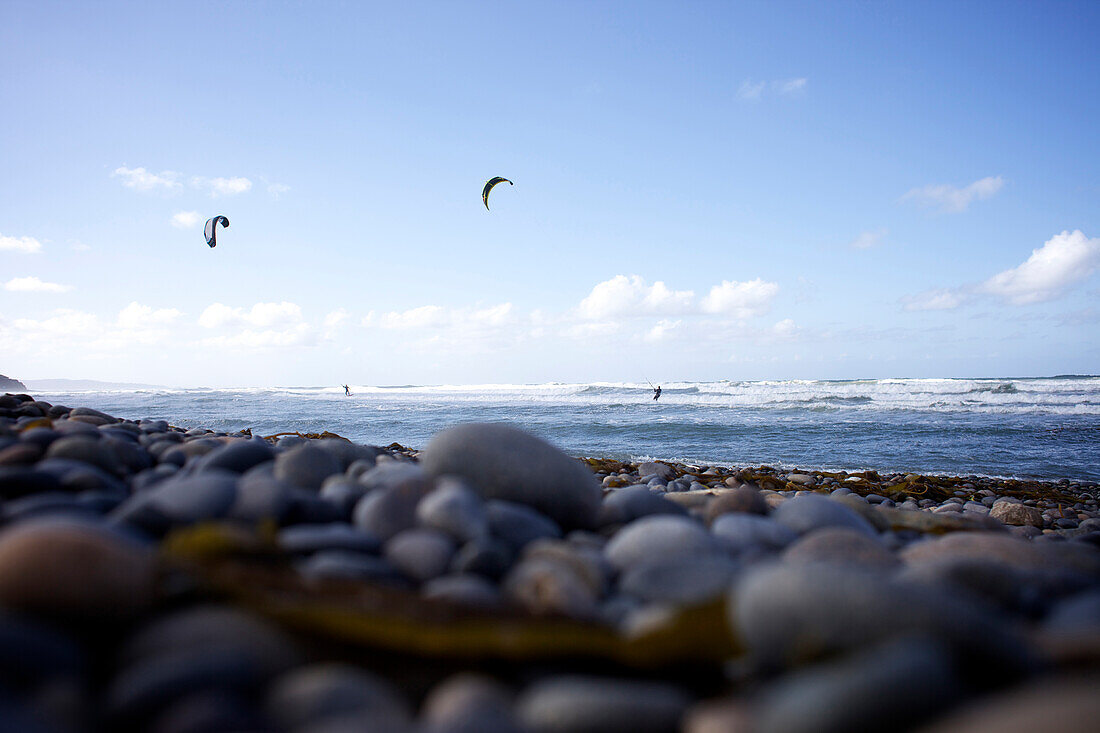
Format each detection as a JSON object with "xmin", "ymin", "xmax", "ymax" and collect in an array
[
  {"xmin": 0, "ymin": 521, "xmax": 155, "ymax": 620},
  {"xmin": 705, "ymin": 487, "xmax": 768, "ymax": 524}
]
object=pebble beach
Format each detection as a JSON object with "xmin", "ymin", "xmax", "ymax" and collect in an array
[{"xmin": 1, "ymin": 391, "xmax": 1098, "ymax": 732}]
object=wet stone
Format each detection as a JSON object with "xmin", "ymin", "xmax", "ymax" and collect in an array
[
  {"xmin": 421, "ymin": 423, "xmax": 602, "ymax": 529},
  {"xmin": 299, "ymin": 550, "xmax": 410, "ymax": 587},
  {"xmin": 451, "ymin": 537, "xmax": 514, "ymax": 580},
  {"xmin": 517, "ymin": 675, "xmax": 690, "ymax": 733},
  {"xmin": 0, "ymin": 467, "xmax": 63, "ymax": 499},
  {"xmin": 991, "ymin": 499, "xmax": 1044, "ymax": 527},
  {"xmin": 637, "ymin": 462, "xmax": 677, "ymax": 481},
  {"xmin": 504, "ymin": 556, "xmax": 600, "ymax": 619},
  {"xmin": 318, "ymin": 478, "xmax": 367, "ymax": 517},
  {"xmin": 356, "ymin": 461, "xmax": 430, "ymax": 494}
]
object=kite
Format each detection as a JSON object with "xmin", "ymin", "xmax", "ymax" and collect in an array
[
  {"xmin": 482, "ymin": 177, "xmax": 512, "ymax": 210},
  {"xmin": 204, "ymin": 215, "xmax": 230, "ymax": 248}
]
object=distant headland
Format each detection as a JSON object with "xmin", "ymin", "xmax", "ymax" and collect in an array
[{"xmin": 0, "ymin": 374, "xmax": 28, "ymax": 391}]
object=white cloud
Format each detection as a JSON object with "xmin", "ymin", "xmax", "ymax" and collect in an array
[
  {"xmin": 775, "ymin": 78, "xmax": 807, "ymax": 94},
  {"xmin": 192, "ymin": 176, "xmax": 253, "ymax": 197},
  {"xmin": 14, "ymin": 309, "xmax": 97, "ymax": 335},
  {"xmin": 200, "ymin": 324, "xmax": 312, "ymax": 349},
  {"xmin": 979, "ymin": 230, "xmax": 1100, "ymax": 305},
  {"xmin": 901, "ymin": 176, "xmax": 1004, "ymax": 213},
  {"xmin": 70, "ymin": 240, "xmax": 91, "ymax": 252},
  {"xmin": 170, "ymin": 211, "xmax": 202, "ymax": 229},
  {"xmin": 199, "ymin": 301, "xmax": 303, "ymax": 329},
  {"xmin": 116, "ymin": 302, "xmax": 182, "ymax": 329},
  {"xmin": 737, "ymin": 80, "xmax": 766, "ymax": 100},
  {"xmin": 901, "ymin": 288, "xmax": 968, "ymax": 311},
  {"xmin": 113, "ymin": 166, "xmax": 182, "ymax": 192},
  {"xmin": 850, "ymin": 228, "xmax": 887, "ymax": 249},
  {"xmin": 268, "ymin": 182, "xmax": 291, "ymax": 198},
  {"xmin": 772, "ymin": 318, "xmax": 800, "ymax": 337},
  {"xmin": 739, "ymin": 78, "xmax": 807, "ymax": 100},
  {"xmin": 322, "ymin": 309, "xmax": 349, "ymax": 339},
  {"xmin": 4, "ymin": 276, "xmax": 72, "ymax": 293},
  {"xmin": 578, "ymin": 275, "xmax": 694, "ymax": 319},
  {"xmin": 644, "ymin": 319, "xmax": 681, "ymax": 342},
  {"xmin": 0, "ymin": 233, "xmax": 43, "ymax": 253},
  {"xmin": 700, "ymin": 278, "xmax": 779, "ymax": 318}
]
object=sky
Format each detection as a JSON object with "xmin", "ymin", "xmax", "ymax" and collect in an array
[{"xmin": 2, "ymin": 0, "xmax": 1099, "ymax": 387}]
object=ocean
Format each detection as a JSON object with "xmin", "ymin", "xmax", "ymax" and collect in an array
[{"xmin": 26, "ymin": 377, "xmax": 1100, "ymax": 481}]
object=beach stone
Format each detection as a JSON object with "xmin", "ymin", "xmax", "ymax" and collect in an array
[
  {"xmin": 917, "ymin": 675, "xmax": 1100, "ymax": 733},
  {"xmin": 605, "ymin": 515, "xmax": 721, "ymax": 571},
  {"xmin": 754, "ymin": 636, "xmax": 960, "ymax": 733},
  {"xmin": 420, "ymin": 423, "xmax": 602, "ymax": 529},
  {"xmin": 0, "ymin": 608, "xmax": 83, "ymax": 682},
  {"xmin": 523, "ymin": 539, "xmax": 610, "ymax": 596},
  {"xmin": 312, "ymin": 438, "xmax": 381, "ymax": 470},
  {"xmin": 0, "ymin": 441, "xmax": 43, "ymax": 465},
  {"xmin": 356, "ymin": 461, "xmax": 430, "ymax": 493},
  {"xmin": 384, "ymin": 528, "xmax": 457, "ymax": 582},
  {"xmin": 637, "ymin": 462, "xmax": 677, "ymax": 481},
  {"xmin": 275, "ymin": 444, "xmax": 344, "ymax": 491},
  {"xmin": 149, "ymin": 690, "xmax": 262, "ymax": 733},
  {"xmin": 1044, "ymin": 590, "xmax": 1100, "ymax": 632},
  {"xmin": 229, "ymin": 471, "xmax": 295, "ymax": 523},
  {"xmin": 600, "ymin": 485, "xmax": 687, "ymax": 525},
  {"xmin": 451, "ymin": 537, "xmax": 514, "ymax": 579},
  {"xmin": 711, "ymin": 514, "xmax": 798, "ymax": 555},
  {"xmin": 683, "ymin": 699, "xmax": 753, "ymax": 733},
  {"xmin": 417, "ymin": 478, "xmax": 490, "ymax": 542},
  {"xmin": 265, "ymin": 663, "xmax": 410, "ymax": 731},
  {"xmin": 421, "ymin": 673, "xmax": 522, "ymax": 733},
  {"xmin": 503, "ymin": 556, "xmax": 600, "ymax": 618},
  {"xmin": 901, "ymin": 531, "xmax": 1100, "ymax": 575},
  {"xmin": 774, "ymin": 494, "xmax": 877, "ymax": 536},
  {"xmin": 278, "ymin": 523, "xmax": 381, "ymax": 555},
  {"xmin": 196, "ymin": 439, "xmax": 273, "ymax": 474},
  {"xmin": 422, "ymin": 574, "xmax": 502, "ymax": 608},
  {"xmin": 899, "ymin": 559, "xmax": 1040, "ymax": 617},
  {"xmin": 619, "ymin": 555, "xmax": 739, "ymax": 605},
  {"xmin": 0, "ymin": 492, "xmax": 91, "ymax": 523},
  {"xmin": 991, "ymin": 499, "xmax": 1044, "ymax": 527},
  {"xmin": 704, "ymin": 487, "xmax": 768, "ymax": 523},
  {"xmin": 0, "ymin": 467, "xmax": 62, "ymax": 498},
  {"xmin": 517, "ymin": 675, "xmax": 690, "ymax": 733},
  {"xmin": 121, "ymin": 605, "xmax": 301, "ymax": 678},
  {"xmin": 299, "ymin": 550, "xmax": 409, "ymax": 586},
  {"xmin": 43, "ymin": 435, "xmax": 124, "ymax": 476},
  {"xmin": 0, "ymin": 519, "xmax": 154, "ymax": 620},
  {"xmin": 111, "ymin": 471, "xmax": 238, "ymax": 534},
  {"xmin": 353, "ymin": 483, "xmax": 431, "ymax": 541},
  {"xmin": 731, "ymin": 562, "xmax": 1031, "ymax": 677},
  {"xmin": 318, "ymin": 478, "xmax": 367, "ymax": 517},
  {"xmin": 782, "ymin": 527, "xmax": 900, "ymax": 570},
  {"xmin": 487, "ymin": 500, "xmax": 562, "ymax": 550}
]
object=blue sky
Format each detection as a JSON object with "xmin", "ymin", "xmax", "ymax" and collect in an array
[{"xmin": 2, "ymin": 0, "xmax": 1098, "ymax": 387}]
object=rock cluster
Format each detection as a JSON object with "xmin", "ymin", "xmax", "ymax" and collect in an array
[{"xmin": 0, "ymin": 391, "xmax": 1098, "ymax": 732}]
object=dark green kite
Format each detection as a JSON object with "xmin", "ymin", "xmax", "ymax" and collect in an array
[{"xmin": 482, "ymin": 177, "xmax": 513, "ymax": 210}]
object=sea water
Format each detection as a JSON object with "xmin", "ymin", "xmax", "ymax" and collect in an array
[{"xmin": 27, "ymin": 377, "xmax": 1100, "ymax": 481}]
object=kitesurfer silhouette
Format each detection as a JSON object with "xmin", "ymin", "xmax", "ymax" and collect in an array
[
  {"xmin": 653, "ymin": 385, "xmax": 662, "ymax": 401},
  {"xmin": 343, "ymin": 384, "xmax": 351, "ymax": 396}
]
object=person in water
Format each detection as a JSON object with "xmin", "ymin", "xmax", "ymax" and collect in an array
[
  {"xmin": 343, "ymin": 384, "xmax": 351, "ymax": 396},
  {"xmin": 653, "ymin": 385, "xmax": 662, "ymax": 401}
]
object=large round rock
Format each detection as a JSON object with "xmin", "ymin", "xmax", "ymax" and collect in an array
[{"xmin": 420, "ymin": 424, "xmax": 601, "ymax": 529}]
